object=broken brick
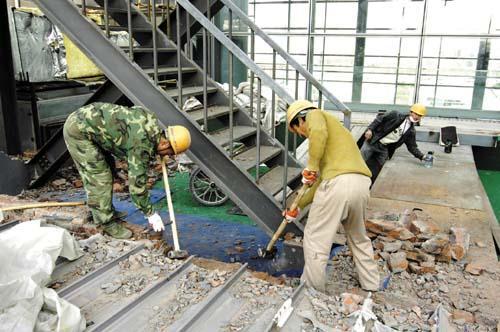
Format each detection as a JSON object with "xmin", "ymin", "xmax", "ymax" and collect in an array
[
  {"xmin": 388, "ymin": 252, "xmax": 408, "ymax": 273},
  {"xmin": 452, "ymin": 310, "xmax": 475, "ymax": 324},
  {"xmin": 409, "ymin": 262, "xmax": 436, "ymax": 274},
  {"xmin": 379, "ymin": 251, "xmax": 390, "ymax": 261},
  {"xmin": 465, "ymin": 262, "xmax": 483, "ymax": 275},
  {"xmin": 51, "ymin": 178, "xmax": 67, "ymax": 187},
  {"xmin": 340, "ymin": 292, "xmax": 363, "ymax": 315},
  {"xmin": 72, "ymin": 179, "xmax": 83, "ymax": 188},
  {"xmin": 381, "ymin": 240, "xmax": 402, "ymax": 253},
  {"xmin": 421, "ymin": 234, "xmax": 449, "ymax": 254},
  {"xmin": 409, "ymin": 218, "xmax": 440, "ymax": 236},
  {"xmin": 450, "ymin": 227, "xmax": 470, "ymax": 261},
  {"xmin": 387, "ymin": 228, "xmax": 416, "ymax": 242},
  {"xmin": 373, "ymin": 241, "xmax": 384, "ymax": 251},
  {"xmin": 404, "ymin": 249, "xmax": 434, "ymax": 263},
  {"xmin": 365, "ymin": 219, "xmax": 400, "ymax": 235},
  {"xmin": 436, "ymin": 245, "xmax": 452, "ymax": 263}
]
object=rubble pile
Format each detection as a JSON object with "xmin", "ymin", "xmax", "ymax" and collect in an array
[
  {"xmin": 112, "ymin": 244, "xmax": 185, "ymax": 296},
  {"xmin": 310, "ymin": 220, "xmax": 500, "ymax": 331},
  {"xmin": 148, "ymin": 266, "xmax": 233, "ymax": 330},
  {"xmin": 50, "ymin": 233, "xmax": 137, "ymax": 288},
  {"xmin": 365, "ymin": 210, "xmax": 471, "ymax": 275},
  {"xmin": 223, "ymin": 275, "xmax": 294, "ymax": 331}
]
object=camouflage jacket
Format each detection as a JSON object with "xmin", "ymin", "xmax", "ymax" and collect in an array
[{"xmin": 73, "ymin": 102, "xmax": 162, "ymax": 215}]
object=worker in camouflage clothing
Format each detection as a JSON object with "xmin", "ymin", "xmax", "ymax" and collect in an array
[{"xmin": 63, "ymin": 102, "xmax": 191, "ymax": 239}]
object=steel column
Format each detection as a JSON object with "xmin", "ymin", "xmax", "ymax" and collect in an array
[
  {"xmin": 472, "ymin": 38, "xmax": 491, "ymax": 110},
  {"xmin": 0, "ymin": 0, "xmax": 21, "ymax": 154},
  {"xmin": 352, "ymin": 0, "xmax": 368, "ymax": 103},
  {"xmin": 413, "ymin": 0, "xmax": 429, "ymax": 103}
]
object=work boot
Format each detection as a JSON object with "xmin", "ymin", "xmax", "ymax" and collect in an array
[
  {"xmin": 112, "ymin": 210, "xmax": 128, "ymax": 221},
  {"xmin": 103, "ymin": 221, "xmax": 132, "ymax": 239}
]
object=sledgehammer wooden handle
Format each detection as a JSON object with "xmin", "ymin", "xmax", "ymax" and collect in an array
[
  {"xmin": 265, "ymin": 185, "xmax": 309, "ymax": 253},
  {"xmin": 160, "ymin": 156, "xmax": 181, "ymax": 252}
]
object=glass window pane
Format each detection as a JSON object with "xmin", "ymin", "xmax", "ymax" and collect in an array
[
  {"xmin": 290, "ymin": 3, "xmax": 309, "ymax": 29},
  {"xmin": 435, "ymin": 87, "xmax": 473, "ymax": 109},
  {"xmin": 426, "ymin": 0, "xmax": 494, "ymax": 35},
  {"xmin": 323, "ymin": 36, "xmax": 356, "ymax": 56},
  {"xmin": 361, "ymin": 83, "xmax": 395, "ymax": 104},
  {"xmin": 395, "ymin": 85, "xmax": 415, "ymax": 105},
  {"xmin": 254, "ymin": 4, "xmax": 289, "ymax": 29},
  {"xmin": 325, "ymin": 82, "xmax": 352, "ymax": 102},
  {"xmin": 483, "ymin": 89, "xmax": 500, "ymax": 110},
  {"xmin": 365, "ymin": 38, "xmax": 400, "ymax": 56},
  {"xmin": 400, "ymin": 38, "xmax": 420, "ymax": 57},
  {"xmin": 325, "ymin": 3, "xmax": 357, "ymax": 29}
]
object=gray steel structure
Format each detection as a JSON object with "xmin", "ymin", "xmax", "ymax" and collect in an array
[{"xmin": 27, "ymin": 0, "xmax": 311, "ymax": 237}]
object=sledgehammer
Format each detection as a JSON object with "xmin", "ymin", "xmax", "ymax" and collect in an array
[
  {"xmin": 160, "ymin": 156, "xmax": 188, "ymax": 259},
  {"xmin": 258, "ymin": 185, "xmax": 309, "ymax": 259}
]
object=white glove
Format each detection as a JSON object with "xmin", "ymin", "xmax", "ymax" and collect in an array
[{"xmin": 147, "ymin": 212, "xmax": 165, "ymax": 232}]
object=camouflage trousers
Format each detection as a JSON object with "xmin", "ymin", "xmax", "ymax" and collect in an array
[{"xmin": 63, "ymin": 113, "xmax": 114, "ymax": 225}]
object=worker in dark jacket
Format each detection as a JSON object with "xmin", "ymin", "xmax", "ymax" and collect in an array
[
  {"xmin": 63, "ymin": 102, "xmax": 191, "ymax": 239},
  {"xmin": 361, "ymin": 104, "xmax": 429, "ymax": 180}
]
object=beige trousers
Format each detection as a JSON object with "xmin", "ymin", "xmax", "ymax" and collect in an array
[{"xmin": 301, "ymin": 173, "xmax": 379, "ymax": 292}]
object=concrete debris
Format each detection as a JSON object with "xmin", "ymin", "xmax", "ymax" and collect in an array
[
  {"xmin": 223, "ymin": 275, "xmax": 293, "ymax": 331},
  {"xmin": 465, "ymin": 262, "xmax": 483, "ymax": 275},
  {"xmin": 421, "ymin": 234, "xmax": 450, "ymax": 254},
  {"xmin": 388, "ymin": 252, "xmax": 408, "ymax": 273},
  {"xmin": 408, "ymin": 218, "xmax": 440, "ymax": 236},
  {"xmin": 449, "ymin": 227, "xmax": 470, "ymax": 261}
]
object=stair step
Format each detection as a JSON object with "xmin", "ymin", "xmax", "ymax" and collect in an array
[
  {"xmin": 122, "ymin": 47, "xmax": 176, "ymax": 53},
  {"xmin": 98, "ymin": 25, "xmax": 152, "ymax": 32},
  {"xmin": 188, "ymin": 105, "xmax": 238, "ymax": 123},
  {"xmin": 210, "ymin": 126, "xmax": 256, "ymax": 147},
  {"xmin": 258, "ymin": 166, "xmax": 302, "ymax": 196},
  {"xmin": 80, "ymin": 6, "xmax": 137, "ymax": 15},
  {"xmin": 144, "ymin": 67, "xmax": 197, "ymax": 76},
  {"xmin": 166, "ymin": 86, "xmax": 218, "ymax": 99},
  {"xmin": 234, "ymin": 146, "xmax": 282, "ymax": 170}
]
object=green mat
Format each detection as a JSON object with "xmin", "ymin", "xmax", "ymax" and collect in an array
[
  {"xmin": 478, "ymin": 170, "xmax": 500, "ymax": 223},
  {"xmin": 153, "ymin": 172, "xmax": 254, "ymax": 225}
]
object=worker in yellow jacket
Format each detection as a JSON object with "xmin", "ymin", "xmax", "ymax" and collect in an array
[{"xmin": 284, "ymin": 100, "xmax": 379, "ymax": 293}]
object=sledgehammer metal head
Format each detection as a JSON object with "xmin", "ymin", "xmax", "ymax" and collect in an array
[
  {"xmin": 257, "ymin": 246, "xmax": 277, "ymax": 259},
  {"xmin": 168, "ymin": 249, "xmax": 189, "ymax": 259}
]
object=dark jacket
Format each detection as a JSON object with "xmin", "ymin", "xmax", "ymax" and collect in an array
[{"xmin": 367, "ymin": 111, "xmax": 424, "ymax": 160}]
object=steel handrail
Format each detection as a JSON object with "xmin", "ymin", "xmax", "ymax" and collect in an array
[{"xmin": 219, "ymin": 0, "xmax": 351, "ymax": 128}]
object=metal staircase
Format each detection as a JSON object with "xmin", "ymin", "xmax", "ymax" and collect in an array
[{"xmin": 26, "ymin": 0, "xmax": 352, "ymax": 238}]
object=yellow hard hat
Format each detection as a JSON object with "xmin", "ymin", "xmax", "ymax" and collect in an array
[
  {"xmin": 410, "ymin": 103, "xmax": 427, "ymax": 117},
  {"xmin": 286, "ymin": 100, "xmax": 316, "ymax": 131},
  {"xmin": 166, "ymin": 125, "xmax": 191, "ymax": 154}
]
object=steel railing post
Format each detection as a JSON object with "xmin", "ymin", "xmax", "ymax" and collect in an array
[
  {"xmin": 152, "ymin": 0, "xmax": 158, "ymax": 84},
  {"xmin": 255, "ymin": 78, "xmax": 262, "ymax": 181},
  {"xmin": 228, "ymin": 9, "xmax": 234, "ymax": 158},
  {"xmin": 127, "ymin": 0, "xmax": 134, "ymax": 61},
  {"xmin": 176, "ymin": 2, "xmax": 183, "ymax": 108},
  {"xmin": 203, "ymin": 28, "xmax": 208, "ymax": 133}
]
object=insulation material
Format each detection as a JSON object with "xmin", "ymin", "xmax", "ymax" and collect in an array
[
  {"xmin": 0, "ymin": 220, "xmax": 85, "ymax": 332},
  {"xmin": 12, "ymin": 8, "xmax": 66, "ymax": 82},
  {"xmin": 64, "ymin": 34, "xmax": 103, "ymax": 79}
]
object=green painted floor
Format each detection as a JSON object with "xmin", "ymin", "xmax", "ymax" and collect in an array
[
  {"xmin": 153, "ymin": 171, "xmax": 253, "ymax": 225},
  {"xmin": 478, "ymin": 170, "xmax": 500, "ymax": 223}
]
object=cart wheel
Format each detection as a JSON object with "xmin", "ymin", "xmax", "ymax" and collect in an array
[{"xmin": 189, "ymin": 167, "xmax": 229, "ymax": 206}]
